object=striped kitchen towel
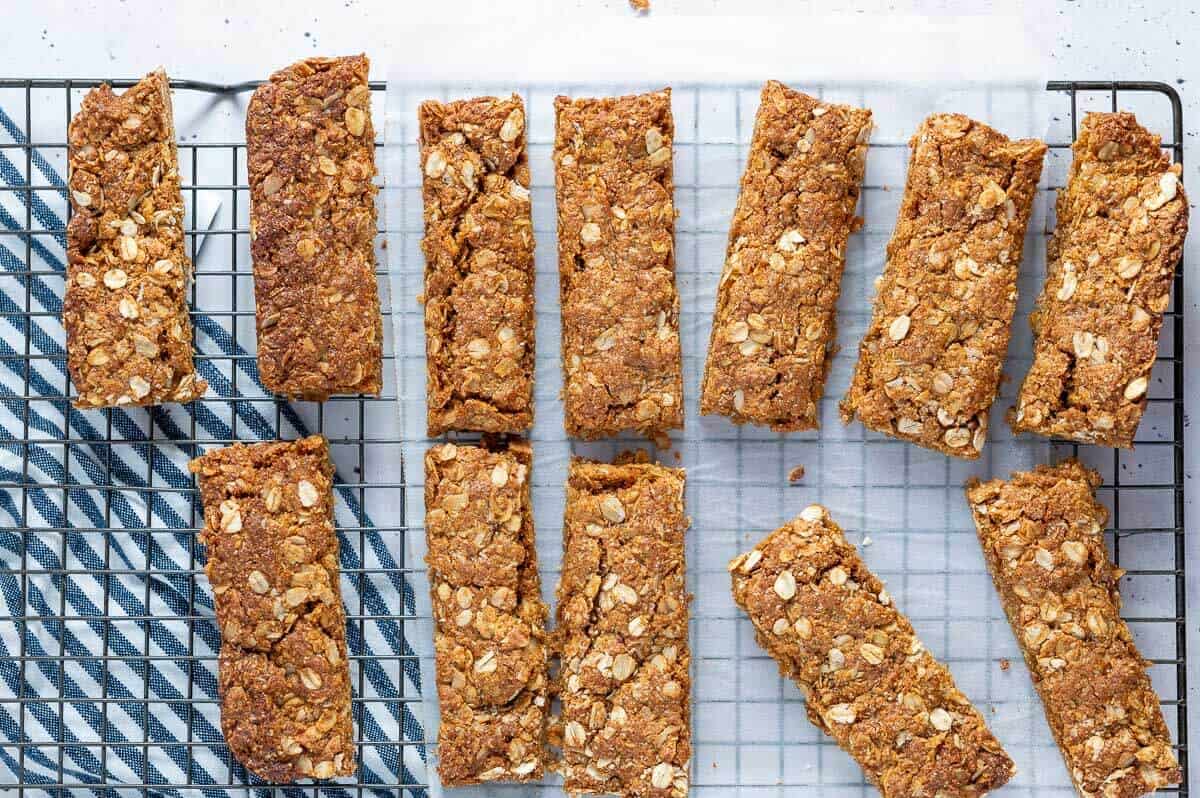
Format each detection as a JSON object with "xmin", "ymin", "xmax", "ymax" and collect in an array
[{"xmin": 0, "ymin": 98, "xmax": 426, "ymax": 797}]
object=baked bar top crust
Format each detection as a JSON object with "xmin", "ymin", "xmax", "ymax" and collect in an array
[
  {"xmin": 840, "ymin": 113, "xmax": 1046, "ymax": 458},
  {"xmin": 700, "ymin": 80, "xmax": 872, "ymax": 431},
  {"xmin": 730, "ymin": 505, "xmax": 1014, "ymax": 798},
  {"xmin": 65, "ymin": 68, "xmax": 207, "ymax": 408},
  {"xmin": 555, "ymin": 457, "xmax": 691, "ymax": 796},
  {"xmin": 967, "ymin": 461, "xmax": 1180, "ymax": 798},
  {"xmin": 420, "ymin": 95, "xmax": 535, "ymax": 436},
  {"xmin": 190, "ymin": 435, "xmax": 355, "ymax": 782},
  {"xmin": 424, "ymin": 440, "xmax": 549, "ymax": 785},
  {"xmin": 246, "ymin": 55, "xmax": 382, "ymax": 400},
  {"xmin": 1010, "ymin": 112, "xmax": 1187, "ymax": 447},
  {"xmin": 554, "ymin": 90, "xmax": 684, "ymax": 441}
]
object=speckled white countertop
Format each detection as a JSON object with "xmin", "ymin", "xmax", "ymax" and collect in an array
[{"xmin": 6, "ymin": 0, "xmax": 1199, "ymax": 778}]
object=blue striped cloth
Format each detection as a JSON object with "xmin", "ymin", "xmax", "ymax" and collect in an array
[{"xmin": 0, "ymin": 104, "xmax": 426, "ymax": 796}]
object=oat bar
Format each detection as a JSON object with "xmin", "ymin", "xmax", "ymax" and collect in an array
[
  {"xmin": 555, "ymin": 90, "xmax": 684, "ymax": 441},
  {"xmin": 420, "ymin": 95, "xmax": 535, "ymax": 436},
  {"xmin": 729, "ymin": 506, "xmax": 1015, "ymax": 798},
  {"xmin": 424, "ymin": 440, "xmax": 548, "ymax": 785},
  {"xmin": 246, "ymin": 55, "xmax": 382, "ymax": 400},
  {"xmin": 1009, "ymin": 113, "xmax": 1187, "ymax": 446},
  {"xmin": 969, "ymin": 460, "xmax": 1176, "ymax": 796},
  {"xmin": 967, "ymin": 461, "xmax": 1180, "ymax": 798},
  {"xmin": 190, "ymin": 435, "xmax": 355, "ymax": 782},
  {"xmin": 64, "ymin": 69, "xmax": 206, "ymax": 408},
  {"xmin": 700, "ymin": 81, "xmax": 872, "ymax": 431},
  {"xmin": 840, "ymin": 114, "xmax": 1046, "ymax": 458},
  {"xmin": 555, "ymin": 457, "xmax": 690, "ymax": 796}
]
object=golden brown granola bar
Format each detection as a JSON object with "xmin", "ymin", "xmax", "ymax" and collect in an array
[
  {"xmin": 190, "ymin": 435, "xmax": 355, "ymax": 782},
  {"xmin": 967, "ymin": 461, "xmax": 1180, "ymax": 798},
  {"xmin": 1009, "ymin": 113, "xmax": 1188, "ymax": 446},
  {"xmin": 729, "ymin": 506, "xmax": 1015, "ymax": 798},
  {"xmin": 64, "ymin": 69, "xmax": 206, "ymax": 408},
  {"xmin": 554, "ymin": 457, "xmax": 690, "ymax": 796},
  {"xmin": 420, "ymin": 95, "xmax": 535, "ymax": 436},
  {"xmin": 424, "ymin": 440, "xmax": 549, "ymax": 785},
  {"xmin": 246, "ymin": 55, "xmax": 382, "ymax": 400},
  {"xmin": 555, "ymin": 90, "xmax": 684, "ymax": 441},
  {"xmin": 840, "ymin": 114, "xmax": 1046, "ymax": 458},
  {"xmin": 701, "ymin": 81, "xmax": 871, "ymax": 431}
]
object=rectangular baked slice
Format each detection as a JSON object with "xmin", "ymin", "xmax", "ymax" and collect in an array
[
  {"xmin": 424, "ymin": 440, "xmax": 549, "ymax": 785},
  {"xmin": 190, "ymin": 435, "xmax": 355, "ymax": 782},
  {"xmin": 967, "ymin": 461, "xmax": 1180, "ymax": 797},
  {"xmin": 554, "ymin": 89, "xmax": 684, "ymax": 441},
  {"xmin": 729, "ymin": 505, "xmax": 1014, "ymax": 798},
  {"xmin": 555, "ymin": 457, "xmax": 690, "ymax": 796},
  {"xmin": 840, "ymin": 114, "xmax": 1046, "ymax": 458},
  {"xmin": 64, "ymin": 68, "xmax": 207, "ymax": 408},
  {"xmin": 1009, "ymin": 112, "xmax": 1187, "ymax": 446},
  {"xmin": 246, "ymin": 55, "xmax": 382, "ymax": 400},
  {"xmin": 701, "ymin": 80, "xmax": 872, "ymax": 431},
  {"xmin": 420, "ymin": 95, "xmax": 535, "ymax": 436}
]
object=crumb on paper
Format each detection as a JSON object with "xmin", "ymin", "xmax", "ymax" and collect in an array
[
  {"xmin": 999, "ymin": 658, "xmax": 1011, "ymax": 671},
  {"xmin": 629, "ymin": 0, "xmax": 650, "ymax": 10},
  {"xmin": 788, "ymin": 465, "xmax": 805, "ymax": 483},
  {"xmin": 615, "ymin": 448, "xmax": 652, "ymax": 466}
]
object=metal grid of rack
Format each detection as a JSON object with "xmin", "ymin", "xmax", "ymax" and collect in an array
[
  {"xmin": 0, "ymin": 78, "xmax": 1187, "ymax": 797},
  {"xmin": 0, "ymin": 77, "xmax": 421, "ymax": 797}
]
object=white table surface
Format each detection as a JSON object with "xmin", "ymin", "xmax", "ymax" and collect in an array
[{"xmin": 5, "ymin": 0, "xmax": 1199, "ymax": 785}]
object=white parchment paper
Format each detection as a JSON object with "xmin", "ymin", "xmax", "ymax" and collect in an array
[{"xmin": 384, "ymin": 14, "xmax": 1184, "ymax": 796}]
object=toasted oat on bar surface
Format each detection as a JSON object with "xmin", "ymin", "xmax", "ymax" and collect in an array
[
  {"xmin": 729, "ymin": 505, "xmax": 1015, "ymax": 798},
  {"xmin": 420, "ymin": 95, "xmax": 535, "ymax": 436},
  {"xmin": 190, "ymin": 435, "xmax": 354, "ymax": 782},
  {"xmin": 555, "ymin": 90, "xmax": 684, "ymax": 441},
  {"xmin": 840, "ymin": 114, "xmax": 1046, "ymax": 458},
  {"xmin": 64, "ymin": 68, "xmax": 206, "ymax": 409},
  {"xmin": 1009, "ymin": 113, "xmax": 1187, "ymax": 447},
  {"xmin": 967, "ymin": 461, "xmax": 1180, "ymax": 798},
  {"xmin": 247, "ymin": 55, "xmax": 382, "ymax": 401},
  {"xmin": 554, "ymin": 457, "xmax": 690, "ymax": 796},
  {"xmin": 700, "ymin": 81, "xmax": 872, "ymax": 431},
  {"xmin": 424, "ymin": 440, "xmax": 549, "ymax": 785}
]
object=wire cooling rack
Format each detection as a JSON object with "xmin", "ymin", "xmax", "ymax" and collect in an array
[
  {"xmin": 0, "ymin": 77, "xmax": 421, "ymax": 797},
  {"xmin": 0, "ymin": 77, "xmax": 1187, "ymax": 798}
]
